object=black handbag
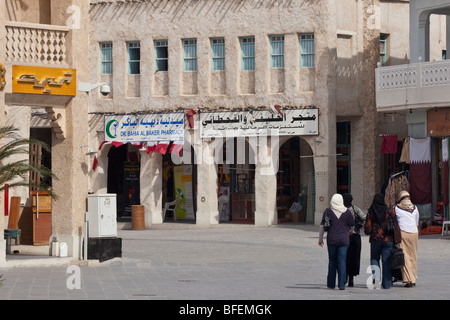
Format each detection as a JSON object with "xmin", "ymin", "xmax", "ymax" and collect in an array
[
  {"xmin": 324, "ymin": 210, "xmax": 331, "ymax": 232},
  {"xmin": 390, "ymin": 245, "xmax": 405, "ymax": 270}
]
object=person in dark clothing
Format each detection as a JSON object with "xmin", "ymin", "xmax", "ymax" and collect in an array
[
  {"xmin": 342, "ymin": 193, "xmax": 366, "ymax": 287},
  {"xmin": 364, "ymin": 193, "xmax": 401, "ymax": 289},
  {"xmin": 319, "ymin": 194, "xmax": 355, "ymax": 290}
]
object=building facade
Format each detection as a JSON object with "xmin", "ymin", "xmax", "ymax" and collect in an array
[
  {"xmin": 0, "ymin": 0, "xmax": 91, "ymax": 265},
  {"xmin": 87, "ymin": 0, "xmax": 399, "ymax": 228},
  {"xmin": 376, "ymin": 0, "xmax": 450, "ymax": 224}
]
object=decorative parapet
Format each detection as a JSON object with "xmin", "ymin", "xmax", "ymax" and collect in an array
[
  {"xmin": 5, "ymin": 21, "xmax": 69, "ymax": 66},
  {"xmin": 376, "ymin": 60, "xmax": 450, "ymax": 111}
]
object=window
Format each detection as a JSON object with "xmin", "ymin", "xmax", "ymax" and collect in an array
[
  {"xmin": 270, "ymin": 35, "xmax": 284, "ymax": 69},
  {"xmin": 300, "ymin": 34, "xmax": 315, "ymax": 68},
  {"xmin": 241, "ymin": 36, "xmax": 255, "ymax": 71},
  {"xmin": 183, "ymin": 39, "xmax": 197, "ymax": 72},
  {"xmin": 155, "ymin": 40, "xmax": 168, "ymax": 72},
  {"xmin": 100, "ymin": 42, "xmax": 113, "ymax": 75},
  {"xmin": 211, "ymin": 38, "xmax": 225, "ymax": 71},
  {"xmin": 127, "ymin": 42, "xmax": 140, "ymax": 75},
  {"xmin": 380, "ymin": 34, "xmax": 388, "ymax": 66}
]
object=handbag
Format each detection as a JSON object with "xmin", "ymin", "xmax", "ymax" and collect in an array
[
  {"xmin": 390, "ymin": 245, "xmax": 405, "ymax": 270},
  {"xmin": 324, "ymin": 210, "xmax": 331, "ymax": 232}
]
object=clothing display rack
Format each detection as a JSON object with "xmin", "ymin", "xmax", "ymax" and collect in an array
[{"xmin": 384, "ymin": 170, "xmax": 410, "ymax": 207}]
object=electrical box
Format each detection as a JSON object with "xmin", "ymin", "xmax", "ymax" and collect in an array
[{"xmin": 88, "ymin": 194, "xmax": 117, "ymax": 238}]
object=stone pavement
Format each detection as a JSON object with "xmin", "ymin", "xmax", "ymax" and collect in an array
[{"xmin": 0, "ymin": 223, "xmax": 449, "ymax": 303}]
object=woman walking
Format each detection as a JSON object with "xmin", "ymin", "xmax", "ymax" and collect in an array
[
  {"xmin": 364, "ymin": 193, "xmax": 401, "ymax": 289},
  {"xmin": 319, "ymin": 194, "xmax": 355, "ymax": 290},
  {"xmin": 394, "ymin": 190, "xmax": 419, "ymax": 287},
  {"xmin": 342, "ymin": 193, "xmax": 366, "ymax": 287}
]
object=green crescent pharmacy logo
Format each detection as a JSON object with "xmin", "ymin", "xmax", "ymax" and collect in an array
[{"xmin": 106, "ymin": 120, "xmax": 118, "ymax": 139}]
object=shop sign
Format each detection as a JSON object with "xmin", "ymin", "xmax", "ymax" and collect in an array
[
  {"xmin": 104, "ymin": 113, "xmax": 185, "ymax": 143},
  {"xmin": 200, "ymin": 109, "xmax": 319, "ymax": 138},
  {"xmin": 0, "ymin": 63, "xmax": 5, "ymax": 91},
  {"xmin": 428, "ymin": 108, "xmax": 450, "ymax": 137},
  {"xmin": 12, "ymin": 65, "xmax": 76, "ymax": 96}
]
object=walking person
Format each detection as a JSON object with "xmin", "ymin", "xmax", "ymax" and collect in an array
[
  {"xmin": 364, "ymin": 193, "xmax": 401, "ymax": 289},
  {"xmin": 342, "ymin": 193, "xmax": 366, "ymax": 287},
  {"xmin": 394, "ymin": 190, "xmax": 419, "ymax": 287},
  {"xmin": 319, "ymin": 194, "xmax": 355, "ymax": 290}
]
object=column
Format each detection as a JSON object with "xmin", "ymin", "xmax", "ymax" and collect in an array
[
  {"xmin": 254, "ymin": 136, "xmax": 277, "ymax": 227},
  {"xmin": 196, "ymin": 141, "xmax": 219, "ymax": 226},
  {"xmin": 140, "ymin": 151, "xmax": 163, "ymax": 227},
  {"xmin": 50, "ymin": 0, "xmax": 90, "ymax": 260}
]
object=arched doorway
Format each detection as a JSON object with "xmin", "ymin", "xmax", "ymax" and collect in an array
[{"xmin": 277, "ymin": 137, "xmax": 314, "ymax": 223}]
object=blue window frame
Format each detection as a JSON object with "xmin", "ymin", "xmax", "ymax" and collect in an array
[
  {"xmin": 300, "ymin": 33, "xmax": 315, "ymax": 68},
  {"xmin": 211, "ymin": 38, "xmax": 225, "ymax": 71},
  {"xmin": 270, "ymin": 35, "xmax": 284, "ymax": 69},
  {"xmin": 380, "ymin": 33, "xmax": 388, "ymax": 66},
  {"xmin": 127, "ymin": 41, "xmax": 140, "ymax": 75},
  {"xmin": 183, "ymin": 39, "xmax": 197, "ymax": 72},
  {"xmin": 100, "ymin": 42, "xmax": 113, "ymax": 75},
  {"xmin": 155, "ymin": 40, "xmax": 168, "ymax": 72},
  {"xmin": 241, "ymin": 36, "xmax": 255, "ymax": 71}
]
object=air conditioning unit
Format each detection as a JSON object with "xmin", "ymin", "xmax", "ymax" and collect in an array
[{"xmin": 87, "ymin": 194, "xmax": 117, "ymax": 238}]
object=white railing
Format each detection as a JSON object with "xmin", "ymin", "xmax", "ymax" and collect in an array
[
  {"xmin": 5, "ymin": 21, "xmax": 69, "ymax": 65},
  {"xmin": 377, "ymin": 59, "xmax": 450, "ymax": 91}
]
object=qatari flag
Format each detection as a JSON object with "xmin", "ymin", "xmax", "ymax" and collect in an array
[
  {"xmin": 409, "ymin": 137, "xmax": 432, "ymax": 204},
  {"xmin": 443, "ymin": 138, "xmax": 449, "ymax": 204}
]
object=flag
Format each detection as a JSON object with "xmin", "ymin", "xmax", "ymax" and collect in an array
[
  {"xmin": 186, "ymin": 109, "xmax": 197, "ymax": 129},
  {"xmin": 269, "ymin": 105, "xmax": 283, "ymax": 117},
  {"xmin": 170, "ymin": 142, "xmax": 184, "ymax": 157},
  {"xmin": 146, "ymin": 142, "xmax": 157, "ymax": 154},
  {"xmin": 92, "ymin": 155, "xmax": 99, "ymax": 171},
  {"xmin": 443, "ymin": 138, "xmax": 449, "ymax": 204},
  {"xmin": 381, "ymin": 134, "xmax": 398, "ymax": 154},
  {"xmin": 154, "ymin": 143, "xmax": 169, "ymax": 155},
  {"xmin": 409, "ymin": 137, "xmax": 432, "ymax": 204}
]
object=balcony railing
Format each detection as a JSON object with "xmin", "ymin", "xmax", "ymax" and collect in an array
[
  {"xmin": 376, "ymin": 59, "xmax": 450, "ymax": 111},
  {"xmin": 5, "ymin": 21, "xmax": 69, "ymax": 65}
]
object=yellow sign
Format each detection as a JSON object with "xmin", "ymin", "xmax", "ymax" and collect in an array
[
  {"xmin": 12, "ymin": 65, "xmax": 76, "ymax": 96},
  {"xmin": 0, "ymin": 64, "xmax": 5, "ymax": 91}
]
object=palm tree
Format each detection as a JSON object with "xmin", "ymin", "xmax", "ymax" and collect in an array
[{"xmin": 0, "ymin": 125, "xmax": 58, "ymax": 200}]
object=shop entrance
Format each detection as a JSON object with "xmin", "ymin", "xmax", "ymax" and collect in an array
[
  {"xmin": 217, "ymin": 138, "xmax": 255, "ymax": 223},
  {"xmin": 277, "ymin": 137, "xmax": 313, "ymax": 223},
  {"xmin": 162, "ymin": 147, "xmax": 196, "ymax": 222},
  {"xmin": 107, "ymin": 143, "xmax": 141, "ymax": 221}
]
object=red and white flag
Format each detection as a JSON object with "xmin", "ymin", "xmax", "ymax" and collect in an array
[
  {"xmin": 409, "ymin": 137, "xmax": 432, "ymax": 204},
  {"xmin": 169, "ymin": 142, "xmax": 184, "ymax": 157},
  {"xmin": 154, "ymin": 143, "xmax": 169, "ymax": 155}
]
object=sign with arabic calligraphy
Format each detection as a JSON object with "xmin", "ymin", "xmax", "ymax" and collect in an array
[
  {"xmin": 12, "ymin": 65, "xmax": 76, "ymax": 96},
  {"xmin": 200, "ymin": 109, "xmax": 319, "ymax": 138},
  {"xmin": 104, "ymin": 113, "xmax": 185, "ymax": 143}
]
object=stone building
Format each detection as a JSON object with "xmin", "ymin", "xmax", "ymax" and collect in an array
[
  {"xmin": 0, "ymin": 0, "xmax": 91, "ymax": 265},
  {"xmin": 87, "ymin": 0, "xmax": 416, "ymax": 228},
  {"xmin": 376, "ymin": 0, "xmax": 450, "ymax": 225}
]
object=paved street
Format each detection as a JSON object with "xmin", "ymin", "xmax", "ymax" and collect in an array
[{"xmin": 0, "ymin": 223, "xmax": 449, "ymax": 304}]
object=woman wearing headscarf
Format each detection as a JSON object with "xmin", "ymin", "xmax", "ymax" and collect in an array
[
  {"xmin": 319, "ymin": 194, "xmax": 355, "ymax": 290},
  {"xmin": 342, "ymin": 193, "xmax": 366, "ymax": 287},
  {"xmin": 394, "ymin": 190, "xmax": 419, "ymax": 287},
  {"xmin": 364, "ymin": 193, "xmax": 401, "ymax": 289}
]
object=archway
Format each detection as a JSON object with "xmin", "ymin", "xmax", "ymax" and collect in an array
[{"xmin": 277, "ymin": 136, "xmax": 314, "ymax": 223}]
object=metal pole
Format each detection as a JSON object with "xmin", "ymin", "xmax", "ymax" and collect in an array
[{"xmin": 84, "ymin": 212, "xmax": 88, "ymax": 261}]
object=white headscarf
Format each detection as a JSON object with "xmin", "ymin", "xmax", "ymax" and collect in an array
[{"xmin": 330, "ymin": 194, "xmax": 348, "ymax": 213}]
